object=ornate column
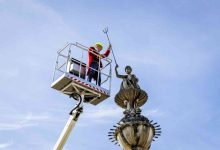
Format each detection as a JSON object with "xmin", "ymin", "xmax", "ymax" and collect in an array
[{"xmin": 108, "ymin": 88, "xmax": 161, "ymax": 150}]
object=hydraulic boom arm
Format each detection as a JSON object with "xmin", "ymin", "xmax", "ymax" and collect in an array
[{"xmin": 53, "ymin": 94, "xmax": 83, "ymax": 150}]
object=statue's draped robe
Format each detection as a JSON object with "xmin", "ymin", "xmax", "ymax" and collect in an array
[{"xmin": 120, "ymin": 74, "xmax": 140, "ymax": 90}]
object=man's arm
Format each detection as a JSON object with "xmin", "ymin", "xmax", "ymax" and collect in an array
[{"xmin": 101, "ymin": 44, "xmax": 111, "ymax": 58}]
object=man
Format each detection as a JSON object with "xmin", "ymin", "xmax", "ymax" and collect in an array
[{"xmin": 87, "ymin": 42, "xmax": 111, "ymax": 86}]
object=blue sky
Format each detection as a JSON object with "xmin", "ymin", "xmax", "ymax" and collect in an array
[{"xmin": 0, "ymin": 0, "xmax": 220, "ymax": 149}]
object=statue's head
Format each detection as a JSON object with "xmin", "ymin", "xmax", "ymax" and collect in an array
[{"xmin": 125, "ymin": 66, "xmax": 132, "ymax": 74}]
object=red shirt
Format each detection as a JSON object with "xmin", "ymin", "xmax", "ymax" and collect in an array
[{"xmin": 87, "ymin": 47, "xmax": 110, "ymax": 75}]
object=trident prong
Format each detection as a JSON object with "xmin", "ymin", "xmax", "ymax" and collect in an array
[
  {"xmin": 103, "ymin": 27, "xmax": 108, "ymax": 34},
  {"xmin": 102, "ymin": 27, "xmax": 118, "ymax": 66}
]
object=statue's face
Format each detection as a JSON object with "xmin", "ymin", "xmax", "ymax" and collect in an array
[{"xmin": 125, "ymin": 68, "xmax": 132, "ymax": 74}]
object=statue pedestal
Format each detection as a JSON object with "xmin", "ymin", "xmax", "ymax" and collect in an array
[
  {"xmin": 115, "ymin": 88, "xmax": 148, "ymax": 109},
  {"xmin": 108, "ymin": 86, "xmax": 161, "ymax": 150},
  {"xmin": 115, "ymin": 114, "xmax": 154, "ymax": 150}
]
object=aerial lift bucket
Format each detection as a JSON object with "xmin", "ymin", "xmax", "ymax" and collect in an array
[{"xmin": 51, "ymin": 42, "xmax": 112, "ymax": 150}]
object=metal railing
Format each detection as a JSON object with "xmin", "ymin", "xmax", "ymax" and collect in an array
[{"xmin": 52, "ymin": 42, "xmax": 112, "ymax": 92}]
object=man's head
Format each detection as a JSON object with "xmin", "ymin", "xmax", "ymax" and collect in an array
[
  {"xmin": 125, "ymin": 66, "xmax": 132, "ymax": 74},
  {"xmin": 95, "ymin": 42, "xmax": 103, "ymax": 51}
]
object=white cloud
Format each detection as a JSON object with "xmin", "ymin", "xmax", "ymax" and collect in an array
[
  {"xmin": 118, "ymin": 48, "xmax": 212, "ymax": 80},
  {"xmin": 143, "ymin": 108, "xmax": 164, "ymax": 117},
  {"xmin": 0, "ymin": 113, "xmax": 51, "ymax": 131},
  {"xmin": 0, "ymin": 122, "xmax": 38, "ymax": 131},
  {"xmin": 83, "ymin": 105, "xmax": 122, "ymax": 119},
  {"xmin": 77, "ymin": 104, "xmax": 123, "ymax": 126},
  {"xmin": 0, "ymin": 141, "xmax": 13, "ymax": 149},
  {"xmin": 78, "ymin": 105, "xmax": 164, "ymax": 126}
]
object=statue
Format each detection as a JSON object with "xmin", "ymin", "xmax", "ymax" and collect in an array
[
  {"xmin": 114, "ymin": 64, "xmax": 147, "ymax": 111},
  {"xmin": 109, "ymin": 64, "xmax": 161, "ymax": 150},
  {"xmin": 115, "ymin": 64, "xmax": 140, "ymax": 90}
]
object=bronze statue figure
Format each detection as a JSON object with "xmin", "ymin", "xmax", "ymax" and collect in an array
[
  {"xmin": 115, "ymin": 64, "xmax": 140, "ymax": 90},
  {"xmin": 110, "ymin": 65, "xmax": 160, "ymax": 150}
]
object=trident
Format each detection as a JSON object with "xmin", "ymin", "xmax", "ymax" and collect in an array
[{"xmin": 103, "ymin": 27, "xmax": 118, "ymax": 66}]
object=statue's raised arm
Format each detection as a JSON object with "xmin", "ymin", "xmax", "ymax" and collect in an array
[
  {"xmin": 115, "ymin": 64, "xmax": 126, "ymax": 79},
  {"xmin": 115, "ymin": 65, "xmax": 140, "ymax": 90}
]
